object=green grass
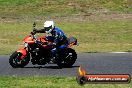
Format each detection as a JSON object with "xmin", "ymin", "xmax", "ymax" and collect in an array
[
  {"xmin": 0, "ymin": 0, "xmax": 132, "ymax": 54},
  {"xmin": 0, "ymin": 19, "xmax": 132, "ymax": 54},
  {"xmin": 0, "ymin": 76, "xmax": 131, "ymax": 88},
  {"xmin": 0, "ymin": 0, "xmax": 131, "ymax": 18}
]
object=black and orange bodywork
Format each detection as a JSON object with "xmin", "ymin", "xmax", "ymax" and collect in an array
[
  {"xmin": 23, "ymin": 35, "xmax": 35, "ymax": 44},
  {"xmin": 17, "ymin": 35, "xmax": 34, "ymax": 59},
  {"xmin": 37, "ymin": 36, "xmax": 52, "ymax": 49},
  {"xmin": 16, "ymin": 35, "xmax": 77, "ymax": 60},
  {"xmin": 17, "ymin": 48, "xmax": 27, "ymax": 60}
]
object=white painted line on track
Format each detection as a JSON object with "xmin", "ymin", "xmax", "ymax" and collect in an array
[{"xmin": 109, "ymin": 52, "xmax": 129, "ymax": 53}]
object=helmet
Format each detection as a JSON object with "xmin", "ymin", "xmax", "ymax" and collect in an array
[{"xmin": 44, "ymin": 21, "xmax": 54, "ymax": 34}]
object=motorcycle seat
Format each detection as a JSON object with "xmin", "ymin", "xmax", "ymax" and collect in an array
[{"xmin": 67, "ymin": 37, "xmax": 77, "ymax": 45}]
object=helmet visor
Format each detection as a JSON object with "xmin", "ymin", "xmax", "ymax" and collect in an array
[
  {"xmin": 44, "ymin": 25, "xmax": 52, "ymax": 31},
  {"xmin": 44, "ymin": 25, "xmax": 52, "ymax": 34}
]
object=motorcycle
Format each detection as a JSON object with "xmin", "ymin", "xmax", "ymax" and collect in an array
[{"xmin": 9, "ymin": 22, "xmax": 78, "ymax": 68}]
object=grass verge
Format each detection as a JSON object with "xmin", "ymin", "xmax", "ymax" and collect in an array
[
  {"xmin": 0, "ymin": 0, "xmax": 131, "ymax": 18},
  {"xmin": 0, "ymin": 0, "xmax": 131, "ymax": 54},
  {"xmin": 0, "ymin": 19, "xmax": 132, "ymax": 54}
]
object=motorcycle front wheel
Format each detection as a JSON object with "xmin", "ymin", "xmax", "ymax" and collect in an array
[{"xmin": 9, "ymin": 51, "xmax": 30, "ymax": 68}]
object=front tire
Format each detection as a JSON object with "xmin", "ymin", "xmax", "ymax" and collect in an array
[
  {"xmin": 9, "ymin": 51, "xmax": 30, "ymax": 68},
  {"xmin": 57, "ymin": 48, "xmax": 77, "ymax": 68}
]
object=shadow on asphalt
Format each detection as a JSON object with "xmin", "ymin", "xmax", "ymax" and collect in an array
[{"xmin": 24, "ymin": 65, "xmax": 79, "ymax": 69}]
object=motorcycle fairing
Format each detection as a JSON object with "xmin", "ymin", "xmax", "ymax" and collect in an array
[
  {"xmin": 17, "ymin": 48, "xmax": 27, "ymax": 60},
  {"xmin": 23, "ymin": 35, "xmax": 35, "ymax": 44}
]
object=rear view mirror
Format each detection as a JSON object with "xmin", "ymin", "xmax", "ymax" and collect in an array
[{"xmin": 33, "ymin": 22, "xmax": 36, "ymax": 27}]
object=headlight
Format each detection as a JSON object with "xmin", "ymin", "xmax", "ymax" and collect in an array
[{"xmin": 23, "ymin": 42, "xmax": 28, "ymax": 47}]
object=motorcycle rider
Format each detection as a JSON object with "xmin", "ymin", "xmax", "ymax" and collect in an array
[{"xmin": 33, "ymin": 21, "xmax": 68, "ymax": 57}]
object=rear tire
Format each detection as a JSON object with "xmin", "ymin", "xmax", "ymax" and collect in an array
[
  {"xmin": 57, "ymin": 48, "xmax": 77, "ymax": 68},
  {"xmin": 9, "ymin": 51, "xmax": 30, "ymax": 68}
]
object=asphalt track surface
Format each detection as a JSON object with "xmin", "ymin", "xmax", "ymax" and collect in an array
[{"xmin": 0, "ymin": 53, "xmax": 132, "ymax": 76}]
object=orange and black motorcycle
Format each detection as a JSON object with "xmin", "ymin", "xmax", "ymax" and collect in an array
[{"xmin": 9, "ymin": 23, "xmax": 78, "ymax": 68}]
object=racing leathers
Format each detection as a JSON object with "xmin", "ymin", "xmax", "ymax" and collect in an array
[{"xmin": 34, "ymin": 27, "xmax": 68, "ymax": 57}]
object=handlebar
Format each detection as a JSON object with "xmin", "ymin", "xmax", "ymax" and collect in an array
[
  {"xmin": 30, "ymin": 31, "xmax": 38, "ymax": 42},
  {"xmin": 30, "ymin": 31, "xmax": 49, "ymax": 45},
  {"xmin": 30, "ymin": 23, "xmax": 53, "ymax": 46},
  {"xmin": 31, "ymin": 22, "xmax": 43, "ymax": 44}
]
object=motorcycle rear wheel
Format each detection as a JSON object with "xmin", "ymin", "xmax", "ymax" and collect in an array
[
  {"xmin": 9, "ymin": 51, "xmax": 30, "ymax": 68},
  {"xmin": 57, "ymin": 48, "xmax": 77, "ymax": 68}
]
